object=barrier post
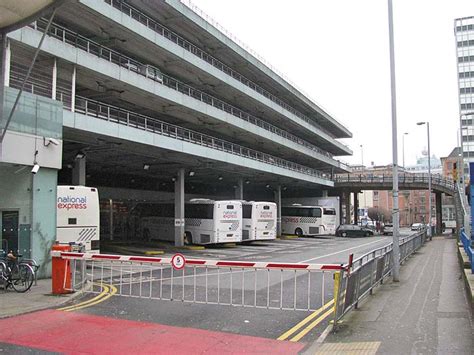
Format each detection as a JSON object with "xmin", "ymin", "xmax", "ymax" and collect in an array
[
  {"xmin": 52, "ymin": 244, "xmax": 72, "ymax": 294},
  {"xmin": 333, "ymin": 271, "xmax": 343, "ymax": 326}
]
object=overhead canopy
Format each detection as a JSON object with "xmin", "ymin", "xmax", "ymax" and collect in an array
[{"xmin": 0, "ymin": 0, "xmax": 64, "ymax": 33}]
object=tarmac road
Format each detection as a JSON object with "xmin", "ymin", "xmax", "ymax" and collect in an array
[{"xmin": 0, "ymin": 230, "xmax": 415, "ymax": 353}]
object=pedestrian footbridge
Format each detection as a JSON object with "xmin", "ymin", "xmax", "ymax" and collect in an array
[{"xmin": 334, "ymin": 173, "xmax": 456, "ymax": 196}]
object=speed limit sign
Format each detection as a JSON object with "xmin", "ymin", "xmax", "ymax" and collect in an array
[{"xmin": 171, "ymin": 253, "xmax": 186, "ymax": 270}]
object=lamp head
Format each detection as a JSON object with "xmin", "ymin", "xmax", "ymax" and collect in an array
[{"xmin": 416, "ymin": 122, "xmax": 425, "ymax": 126}]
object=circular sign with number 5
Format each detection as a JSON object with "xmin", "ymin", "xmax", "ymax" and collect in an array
[{"xmin": 171, "ymin": 253, "xmax": 186, "ymax": 270}]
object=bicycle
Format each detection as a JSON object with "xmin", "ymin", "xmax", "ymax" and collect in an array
[{"xmin": 0, "ymin": 253, "xmax": 35, "ymax": 293}]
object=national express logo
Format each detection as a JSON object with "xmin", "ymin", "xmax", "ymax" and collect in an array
[
  {"xmin": 57, "ymin": 196, "xmax": 88, "ymax": 210},
  {"xmin": 223, "ymin": 210, "xmax": 238, "ymax": 219}
]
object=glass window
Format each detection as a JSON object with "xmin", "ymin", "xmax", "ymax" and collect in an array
[{"xmin": 243, "ymin": 205, "xmax": 252, "ymax": 219}]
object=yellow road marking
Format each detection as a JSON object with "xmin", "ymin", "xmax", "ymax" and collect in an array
[
  {"xmin": 58, "ymin": 284, "xmax": 109, "ymax": 311},
  {"xmin": 68, "ymin": 284, "xmax": 117, "ymax": 311},
  {"xmin": 58, "ymin": 283, "xmax": 117, "ymax": 312},
  {"xmin": 289, "ymin": 307, "xmax": 334, "ymax": 342},
  {"xmin": 277, "ymin": 299, "xmax": 334, "ymax": 341}
]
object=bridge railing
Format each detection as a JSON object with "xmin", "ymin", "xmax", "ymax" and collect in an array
[{"xmin": 334, "ymin": 173, "xmax": 456, "ymax": 191}]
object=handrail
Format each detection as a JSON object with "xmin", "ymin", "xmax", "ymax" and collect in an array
[
  {"xmin": 72, "ymin": 96, "xmax": 328, "ymax": 179},
  {"xmin": 102, "ymin": 0, "xmax": 348, "ymax": 141},
  {"xmin": 460, "ymin": 229, "xmax": 474, "ymax": 273},
  {"xmin": 9, "ymin": 63, "xmax": 330, "ymax": 180},
  {"xmin": 31, "ymin": 19, "xmax": 349, "ymax": 163}
]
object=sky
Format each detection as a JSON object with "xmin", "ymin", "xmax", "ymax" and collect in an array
[{"xmin": 189, "ymin": 0, "xmax": 473, "ymax": 167}]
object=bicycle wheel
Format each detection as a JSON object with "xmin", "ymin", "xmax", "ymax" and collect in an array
[{"xmin": 11, "ymin": 263, "xmax": 34, "ymax": 293}]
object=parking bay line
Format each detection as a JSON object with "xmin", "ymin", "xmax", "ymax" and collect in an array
[{"xmin": 299, "ymin": 239, "xmax": 389, "ymax": 263}]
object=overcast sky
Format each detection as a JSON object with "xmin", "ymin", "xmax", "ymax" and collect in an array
[{"xmin": 189, "ymin": 0, "xmax": 473, "ymax": 167}]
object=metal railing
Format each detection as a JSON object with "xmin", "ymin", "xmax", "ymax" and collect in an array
[
  {"xmin": 54, "ymin": 252, "xmax": 343, "ymax": 312},
  {"xmin": 334, "ymin": 173, "xmax": 456, "ymax": 192},
  {"xmin": 460, "ymin": 229, "xmax": 474, "ymax": 273},
  {"xmin": 29, "ymin": 19, "xmax": 348, "ymax": 164},
  {"xmin": 9, "ymin": 63, "xmax": 330, "ymax": 180},
  {"xmin": 102, "ymin": 0, "xmax": 344, "ymax": 140},
  {"xmin": 456, "ymin": 182, "xmax": 471, "ymax": 235},
  {"xmin": 334, "ymin": 230, "xmax": 427, "ymax": 321}
]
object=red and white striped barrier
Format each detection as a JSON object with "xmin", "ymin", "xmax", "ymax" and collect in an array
[{"xmin": 51, "ymin": 251, "xmax": 345, "ymax": 271}]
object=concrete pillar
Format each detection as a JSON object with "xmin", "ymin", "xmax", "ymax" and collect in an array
[
  {"xmin": 274, "ymin": 185, "xmax": 282, "ymax": 237},
  {"xmin": 52, "ymin": 58, "xmax": 57, "ymax": 100},
  {"xmin": 339, "ymin": 193, "xmax": 344, "ymax": 225},
  {"xmin": 72, "ymin": 156, "xmax": 86, "ymax": 186},
  {"xmin": 344, "ymin": 192, "xmax": 351, "ymax": 224},
  {"xmin": 71, "ymin": 65, "xmax": 76, "ymax": 112},
  {"xmin": 235, "ymin": 178, "xmax": 243, "ymax": 200},
  {"xmin": 322, "ymin": 190, "xmax": 328, "ymax": 198},
  {"xmin": 353, "ymin": 192, "xmax": 359, "ymax": 225},
  {"xmin": 436, "ymin": 192, "xmax": 442, "ymax": 235},
  {"xmin": 174, "ymin": 168, "xmax": 185, "ymax": 247}
]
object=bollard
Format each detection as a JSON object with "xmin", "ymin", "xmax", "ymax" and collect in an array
[{"xmin": 52, "ymin": 244, "xmax": 72, "ymax": 294}]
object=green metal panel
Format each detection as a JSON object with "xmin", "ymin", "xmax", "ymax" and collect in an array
[{"xmin": 19, "ymin": 224, "xmax": 31, "ymax": 258}]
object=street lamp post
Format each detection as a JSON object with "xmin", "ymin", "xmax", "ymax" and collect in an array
[
  {"xmin": 417, "ymin": 121, "xmax": 432, "ymax": 240},
  {"xmin": 387, "ymin": 0, "xmax": 400, "ymax": 281},
  {"xmin": 402, "ymin": 132, "xmax": 408, "ymax": 169},
  {"xmin": 360, "ymin": 144, "xmax": 364, "ymax": 168}
]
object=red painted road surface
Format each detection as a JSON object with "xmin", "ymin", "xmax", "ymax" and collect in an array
[{"xmin": 0, "ymin": 310, "xmax": 306, "ymax": 354}]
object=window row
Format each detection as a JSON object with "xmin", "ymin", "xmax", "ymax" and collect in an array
[
  {"xmin": 459, "ymin": 71, "xmax": 474, "ymax": 79},
  {"xmin": 460, "ymin": 87, "xmax": 474, "ymax": 94},
  {"xmin": 457, "ymin": 39, "xmax": 474, "ymax": 48},
  {"xmin": 456, "ymin": 24, "xmax": 474, "ymax": 32},
  {"xmin": 458, "ymin": 55, "xmax": 474, "ymax": 63}
]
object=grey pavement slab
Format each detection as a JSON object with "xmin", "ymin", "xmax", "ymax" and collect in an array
[
  {"xmin": 0, "ymin": 278, "xmax": 81, "ymax": 319},
  {"xmin": 319, "ymin": 237, "xmax": 474, "ymax": 354}
]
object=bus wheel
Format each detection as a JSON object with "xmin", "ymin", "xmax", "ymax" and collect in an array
[
  {"xmin": 341, "ymin": 232, "xmax": 347, "ymax": 237},
  {"xmin": 184, "ymin": 232, "xmax": 193, "ymax": 245},
  {"xmin": 295, "ymin": 228, "xmax": 303, "ymax": 237}
]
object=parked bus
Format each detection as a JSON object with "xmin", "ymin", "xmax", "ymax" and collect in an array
[
  {"xmin": 321, "ymin": 207, "xmax": 337, "ymax": 235},
  {"xmin": 281, "ymin": 205, "xmax": 324, "ymax": 236},
  {"xmin": 242, "ymin": 201, "xmax": 277, "ymax": 241},
  {"xmin": 56, "ymin": 186, "xmax": 100, "ymax": 252},
  {"xmin": 137, "ymin": 199, "xmax": 242, "ymax": 245}
]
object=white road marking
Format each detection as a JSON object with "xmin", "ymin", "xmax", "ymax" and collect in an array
[{"xmin": 299, "ymin": 239, "xmax": 390, "ymax": 263}]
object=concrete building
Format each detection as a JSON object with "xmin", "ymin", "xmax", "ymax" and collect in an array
[
  {"xmin": 0, "ymin": 1, "xmax": 352, "ymax": 275},
  {"xmin": 455, "ymin": 16, "xmax": 474, "ymax": 179}
]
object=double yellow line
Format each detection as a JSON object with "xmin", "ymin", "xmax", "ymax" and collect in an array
[
  {"xmin": 277, "ymin": 299, "xmax": 334, "ymax": 342},
  {"xmin": 58, "ymin": 283, "xmax": 117, "ymax": 312}
]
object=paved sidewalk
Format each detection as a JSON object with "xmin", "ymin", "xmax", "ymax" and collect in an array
[
  {"xmin": 312, "ymin": 236, "xmax": 473, "ymax": 354},
  {"xmin": 0, "ymin": 278, "xmax": 80, "ymax": 319}
]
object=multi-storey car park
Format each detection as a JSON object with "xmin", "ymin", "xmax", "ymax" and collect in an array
[{"xmin": 0, "ymin": 0, "xmax": 352, "ymax": 276}]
